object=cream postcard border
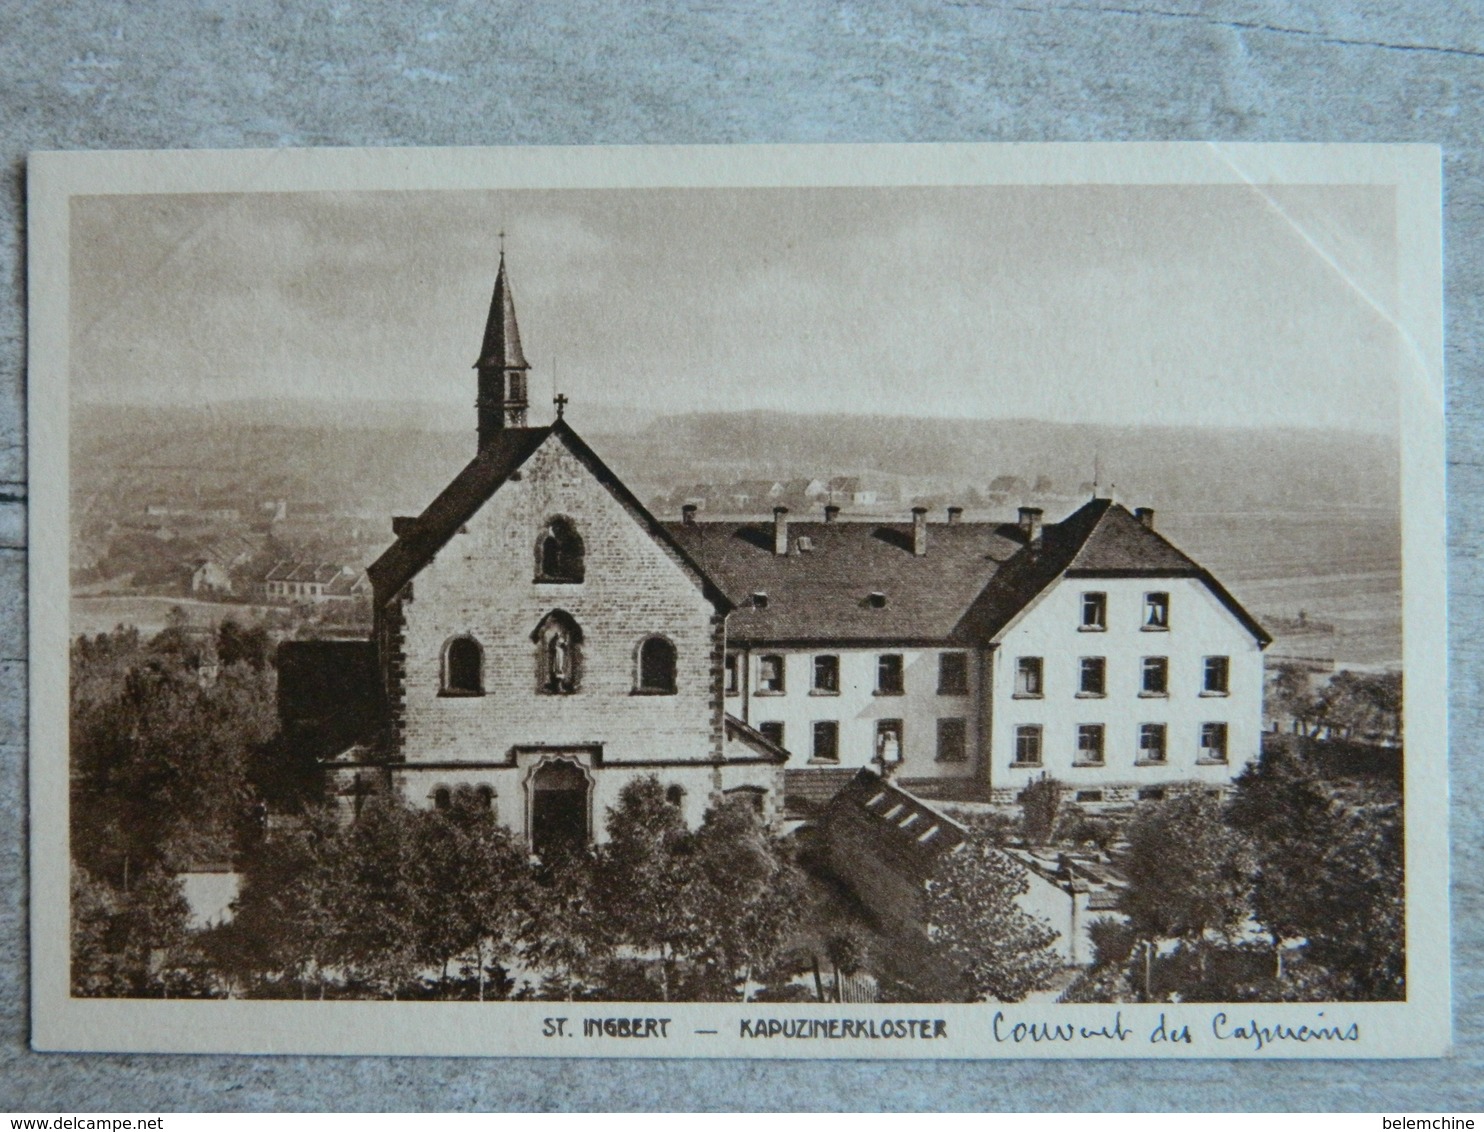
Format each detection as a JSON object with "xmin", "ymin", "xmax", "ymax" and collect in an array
[{"xmin": 27, "ymin": 143, "xmax": 1448, "ymax": 1059}]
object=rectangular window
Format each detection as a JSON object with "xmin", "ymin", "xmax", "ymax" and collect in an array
[
  {"xmin": 1138, "ymin": 723, "xmax": 1168, "ymax": 763},
  {"xmin": 1203, "ymin": 656, "xmax": 1230, "ymax": 695},
  {"xmin": 1014, "ymin": 656, "xmax": 1044, "ymax": 697},
  {"xmin": 812, "ymin": 720, "xmax": 840, "ymax": 763},
  {"xmin": 1081, "ymin": 591, "xmax": 1107, "ymax": 630},
  {"xmin": 1013, "ymin": 724, "xmax": 1043, "ymax": 766},
  {"xmin": 1076, "ymin": 723, "xmax": 1105, "ymax": 765},
  {"xmin": 936, "ymin": 717, "xmax": 967, "ymax": 762},
  {"xmin": 1200, "ymin": 722, "xmax": 1229, "ymax": 762},
  {"xmin": 724, "ymin": 653, "xmax": 739, "ymax": 696},
  {"xmin": 758, "ymin": 721, "xmax": 785, "ymax": 748},
  {"xmin": 757, "ymin": 654, "xmax": 785, "ymax": 694},
  {"xmin": 876, "ymin": 719, "xmax": 904, "ymax": 764},
  {"xmin": 1075, "ymin": 790, "xmax": 1104, "ymax": 803},
  {"xmin": 1141, "ymin": 656, "xmax": 1169, "ymax": 696},
  {"xmin": 876, "ymin": 654, "xmax": 904, "ymax": 695},
  {"xmin": 938, "ymin": 652, "xmax": 969, "ymax": 695},
  {"xmin": 812, "ymin": 654, "xmax": 840, "ymax": 694},
  {"xmin": 1144, "ymin": 592, "xmax": 1170, "ymax": 629},
  {"xmin": 1079, "ymin": 656, "xmax": 1106, "ymax": 696},
  {"xmin": 1138, "ymin": 786, "xmax": 1166, "ymax": 802}
]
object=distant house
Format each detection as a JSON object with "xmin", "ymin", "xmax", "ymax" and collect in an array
[
  {"xmin": 190, "ymin": 558, "xmax": 233, "ymax": 595},
  {"xmin": 727, "ymin": 479, "xmax": 785, "ymax": 509},
  {"xmin": 780, "ymin": 477, "xmax": 828, "ymax": 502},
  {"xmin": 826, "ymin": 476, "xmax": 877, "ymax": 506},
  {"xmin": 264, "ymin": 561, "xmax": 369, "ymax": 604}
]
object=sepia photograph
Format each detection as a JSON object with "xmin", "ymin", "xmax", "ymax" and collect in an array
[{"xmin": 28, "ymin": 143, "xmax": 1447, "ymax": 1058}]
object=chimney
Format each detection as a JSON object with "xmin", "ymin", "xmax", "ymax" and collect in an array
[
  {"xmin": 947, "ymin": 506, "xmax": 963, "ymax": 525},
  {"xmin": 682, "ymin": 503, "xmax": 698, "ymax": 526},
  {"xmin": 1134, "ymin": 506, "xmax": 1155, "ymax": 530},
  {"xmin": 773, "ymin": 506, "xmax": 790, "ymax": 555},
  {"xmin": 911, "ymin": 506, "xmax": 929, "ymax": 556},
  {"xmin": 1018, "ymin": 506, "xmax": 1044, "ymax": 543},
  {"xmin": 824, "ymin": 504, "xmax": 841, "ymax": 523}
]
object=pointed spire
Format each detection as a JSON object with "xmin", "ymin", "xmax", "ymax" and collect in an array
[
  {"xmin": 475, "ymin": 252, "xmax": 529, "ymax": 373},
  {"xmin": 474, "ymin": 248, "xmax": 531, "ymax": 450}
]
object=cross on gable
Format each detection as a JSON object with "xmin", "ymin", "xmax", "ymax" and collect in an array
[{"xmin": 554, "ymin": 393, "xmax": 569, "ymax": 419}]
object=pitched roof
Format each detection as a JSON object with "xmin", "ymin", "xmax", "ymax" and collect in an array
[
  {"xmin": 474, "ymin": 253, "xmax": 528, "ymax": 372},
  {"xmin": 666, "ymin": 517, "xmax": 1023, "ymax": 642},
  {"xmin": 668, "ymin": 498, "xmax": 1269, "ymax": 645},
  {"xmin": 723, "ymin": 714, "xmax": 790, "ymax": 763},
  {"xmin": 266, "ymin": 560, "xmax": 353, "ymax": 584},
  {"xmin": 367, "ymin": 421, "xmax": 733, "ymax": 612}
]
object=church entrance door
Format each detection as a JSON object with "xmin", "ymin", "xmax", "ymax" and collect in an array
[{"xmin": 530, "ymin": 758, "xmax": 590, "ymax": 858}]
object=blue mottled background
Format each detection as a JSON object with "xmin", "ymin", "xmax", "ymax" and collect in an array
[{"xmin": 0, "ymin": 1, "xmax": 1479, "ymax": 1112}]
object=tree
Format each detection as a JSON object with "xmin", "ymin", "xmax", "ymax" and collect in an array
[
  {"xmin": 217, "ymin": 618, "xmax": 272, "ymax": 671},
  {"xmin": 216, "ymin": 805, "xmax": 342, "ymax": 998},
  {"xmin": 1267, "ymin": 662, "xmax": 1335, "ymax": 736},
  {"xmin": 1119, "ymin": 792, "xmax": 1256, "ymax": 990},
  {"xmin": 71, "ymin": 626, "xmax": 277, "ymax": 885},
  {"xmin": 922, "ymin": 836, "xmax": 1062, "ymax": 1002},
  {"xmin": 1227, "ymin": 747, "xmax": 1403, "ymax": 999},
  {"xmin": 70, "ymin": 863, "xmax": 194, "ymax": 998},
  {"xmin": 690, "ymin": 795, "xmax": 807, "ymax": 1000},
  {"xmin": 1316, "ymin": 670, "xmax": 1403, "ymax": 742},
  {"xmin": 1017, "ymin": 774, "xmax": 1062, "ymax": 845},
  {"xmin": 1224, "ymin": 745, "xmax": 1335, "ymax": 963},
  {"xmin": 325, "ymin": 796, "xmax": 427, "ymax": 998},
  {"xmin": 416, "ymin": 788, "xmax": 532, "ymax": 1000},
  {"xmin": 521, "ymin": 845, "xmax": 611, "ymax": 1000},
  {"xmin": 595, "ymin": 777, "xmax": 704, "ymax": 1001}
]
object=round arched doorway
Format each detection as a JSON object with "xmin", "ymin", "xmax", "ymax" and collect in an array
[{"xmin": 528, "ymin": 758, "xmax": 591, "ymax": 858}]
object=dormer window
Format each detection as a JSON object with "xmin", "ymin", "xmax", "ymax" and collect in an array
[
  {"xmin": 752, "ymin": 592, "xmax": 769, "ymax": 609},
  {"xmin": 536, "ymin": 516, "xmax": 584, "ymax": 583},
  {"xmin": 867, "ymin": 591, "xmax": 887, "ymax": 609}
]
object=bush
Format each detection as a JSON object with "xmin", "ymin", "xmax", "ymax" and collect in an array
[
  {"xmin": 1086, "ymin": 916, "xmax": 1136, "ymax": 968},
  {"xmin": 1017, "ymin": 774, "xmax": 1063, "ymax": 845}
]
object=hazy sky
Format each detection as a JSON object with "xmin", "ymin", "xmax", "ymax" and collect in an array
[{"xmin": 71, "ymin": 182, "xmax": 1400, "ymax": 434}]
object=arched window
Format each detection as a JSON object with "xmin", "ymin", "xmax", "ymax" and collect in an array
[
  {"xmin": 432, "ymin": 786, "xmax": 452, "ymax": 811},
  {"xmin": 665, "ymin": 784, "xmax": 686, "ymax": 807},
  {"xmin": 533, "ymin": 610, "xmax": 583, "ymax": 695},
  {"xmin": 536, "ymin": 516, "xmax": 585, "ymax": 583},
  {"xmin": 443, "ymin": 635, "xmax": 484, "ymax": 695},
  {"xmin": 637, "ymin": 636, "xmax": 677, "ymax": 695},
  {"xmin": 475, "ymin": 784, "xmax": 495, "ymax": 810}
]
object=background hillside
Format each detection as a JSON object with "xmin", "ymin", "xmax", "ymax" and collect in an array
[{"xmin": 75, "ymin": 400, "xmax": 1399, "ymax": 520}]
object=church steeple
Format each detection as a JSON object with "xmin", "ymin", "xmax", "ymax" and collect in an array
[{"xmin": 474, "ymin": 248, "xmax": 530, "ymax": 449}]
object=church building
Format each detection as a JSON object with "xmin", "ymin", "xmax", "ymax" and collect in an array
[{"xmin": 283, "ymin": 255, "xmax": 1270, "ymax": 852}]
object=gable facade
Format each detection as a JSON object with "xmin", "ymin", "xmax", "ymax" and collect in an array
[{"xmin": 987, "ymin": 572, "xmax": 1265, "ymax": 805}]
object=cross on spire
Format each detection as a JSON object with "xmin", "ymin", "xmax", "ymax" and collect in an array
[{"xmin": 554, "ymin": 393, "xmax": 568, "ymax": 420}]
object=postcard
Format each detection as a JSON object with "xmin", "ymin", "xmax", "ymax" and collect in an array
[{"xmin": 28, "ymin": 142, "xmax": 1447, "ymax": 1057}]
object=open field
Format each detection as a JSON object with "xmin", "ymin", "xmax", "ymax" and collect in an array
[
  {"xmin": 70, "ymin": 596, "xmax": 278, "ymax": 639},
  {"xmin": 1161, "ymin": 508, "xmax": 1401, "ymax": 669}
]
